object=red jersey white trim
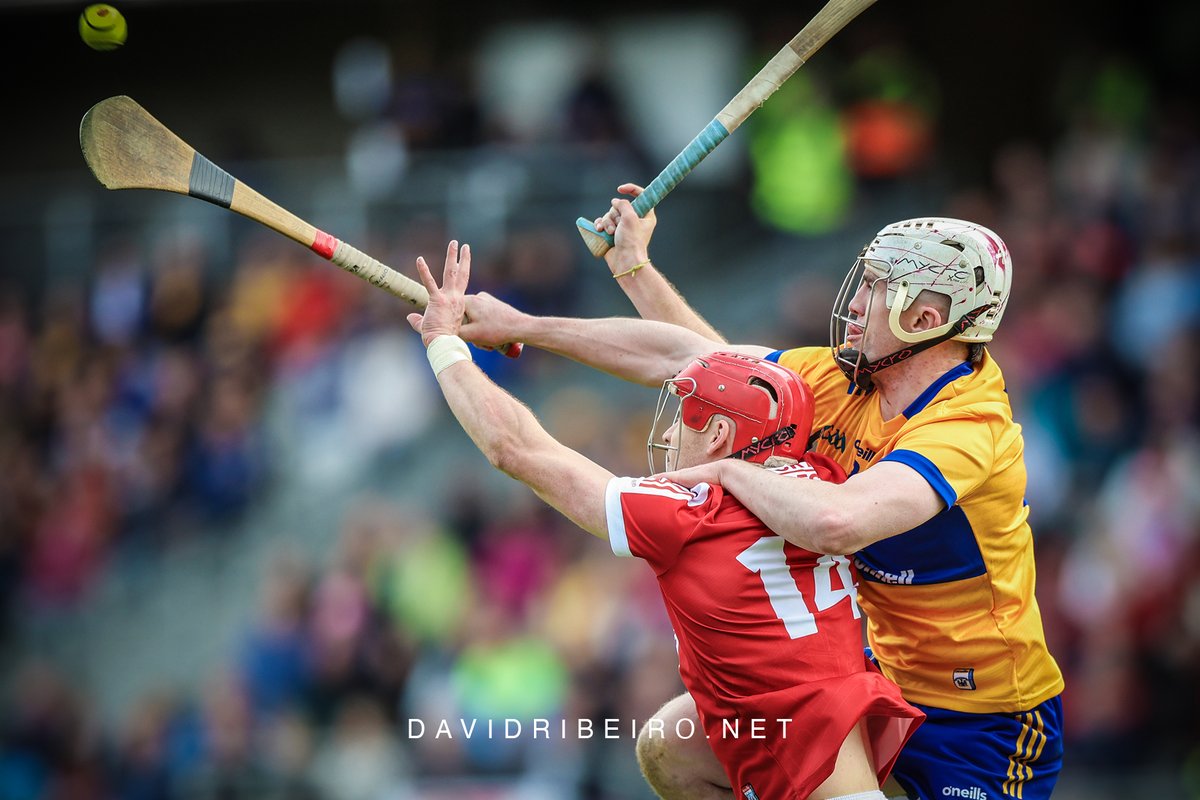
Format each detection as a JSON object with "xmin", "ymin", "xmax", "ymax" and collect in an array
[
  {"xmin": 605, "ymin": 476, "xmax": 711, "ymax": 558},
  {"xmin": 602, "ymin": 455, "xmax": 922, "ymax": 796}
]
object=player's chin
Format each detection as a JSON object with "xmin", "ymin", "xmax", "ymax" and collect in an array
[{"xmin": 846, "ymin": 332, "xmax": 873, "ymax": 358}]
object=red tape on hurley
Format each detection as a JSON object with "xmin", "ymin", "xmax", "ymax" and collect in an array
[
  {"xmin": 310, "ymin": 230, "xmax": 338, "ymax": 259},
  {"xmin": 308, "ymin": 228, "xmax": 521, "ymax": 359}
]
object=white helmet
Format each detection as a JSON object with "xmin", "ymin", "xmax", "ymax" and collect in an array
[{"xmin": 830, "ymin": 217, "xmax": 1012, "ymax": 388}]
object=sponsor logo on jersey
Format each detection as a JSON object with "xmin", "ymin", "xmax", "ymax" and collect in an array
[
  {"xmin": 854, "ymin": 439, "xmax": 878, "ymax": 462},
  {"xmin": 854, "ymin": 557, "xmax": 914, "ymax": 585},
  {"xmin": 953, "ymin": 668, "xmax": 976, "ymax": 690},
  {"xmin": 942, "ymin": 787, "xmax": 987, "ymax": 799},
  {"xmin": 809, "ymin": 424, "xmax": 848, "ymax": 453},
  {"xmin": 741, "ymin": 784, "xmax": 761, "ymax": 800}
]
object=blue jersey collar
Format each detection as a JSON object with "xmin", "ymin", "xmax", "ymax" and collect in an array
[{"xmin": 902, "ymin": 361, "xmax": 973, "ymax": 419}]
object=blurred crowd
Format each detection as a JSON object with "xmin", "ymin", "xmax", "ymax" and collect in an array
[
  {"xmin": 2, "ymin": 23, "xmax": 1200, "ymax": 800},
  {"xmin": 0, "ymin": 491, "xmax": 681, "ymax": 800}
]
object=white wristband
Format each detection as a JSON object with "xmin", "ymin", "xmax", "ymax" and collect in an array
[{"xmin": 427, "ymin": 334, "xmax": 472, "ymax": 376}]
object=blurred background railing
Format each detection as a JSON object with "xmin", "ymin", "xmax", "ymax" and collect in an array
[{"xmin": 1, "ymin": 1, "xmax": 1198, "ymax": 798}]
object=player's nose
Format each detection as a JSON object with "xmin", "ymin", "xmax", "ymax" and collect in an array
[{"xmin": 848, "ymin": 283, "xmax": 870, "ymax": 316}]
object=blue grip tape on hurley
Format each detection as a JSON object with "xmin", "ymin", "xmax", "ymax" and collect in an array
[{"xmin": 631, "ymin": 119, "xmax": 730, "ymax": 217}]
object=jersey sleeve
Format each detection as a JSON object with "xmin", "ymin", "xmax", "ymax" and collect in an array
[
  {"xmin": 767, "ymin": 453, "xmax": 848, "ymax": 485},
  {"xmin": 771, "ymin": 346, "xmax": 829, "ymax": 377},
  {"xmin": 881, "ymin": 414, "xmax": 995, "ymax": 507},
  {"xmin": 799, "ymin": 451, "xmax": 848, "ymax": 484},
  {"xmin": 604, "ymin": 477, "xmax": 719, "ymax": 574}
]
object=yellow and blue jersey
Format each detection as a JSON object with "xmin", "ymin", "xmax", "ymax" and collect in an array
[{"xmin": 767, "ymin": 346, "xmax": 1064, "ymax": 715}]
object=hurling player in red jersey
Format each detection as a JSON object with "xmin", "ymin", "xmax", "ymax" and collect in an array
[{"xmin": 407, "ymin": 241, "xmax": 923, "ymax": 800}]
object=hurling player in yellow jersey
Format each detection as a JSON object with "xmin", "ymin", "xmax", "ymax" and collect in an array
[{"xmin": 457, "ymin": 185, "xmax": 1065, "ymax": 800}]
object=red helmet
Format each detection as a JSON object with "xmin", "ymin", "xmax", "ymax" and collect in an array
[{"xmin": 649, "ymin": 352, "xmax": 816, "ymax": 472}]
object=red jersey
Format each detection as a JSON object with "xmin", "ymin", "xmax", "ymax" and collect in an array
[{"xmin": 605, "ymin": 454, "xmax": 923, "ymax": 799}]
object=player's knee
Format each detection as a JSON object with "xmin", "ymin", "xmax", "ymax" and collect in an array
[
  {"xmin": 636, "ymin": 693, "xmax": 716, "ymax": 790},
  {"xmin": 635, "ymin": 718, "xmax": 671, "ymax": 782},
  {"xmin": 636, "ymin": 698, "xmax": 689, "ymax": 786},
  {"xmin": 636, "ymin": 713, "xmax": 727, "ymax": 800}
]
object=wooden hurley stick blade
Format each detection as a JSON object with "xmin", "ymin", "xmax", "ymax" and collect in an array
[
  {"xmin": 78, "ymin": 96, "xmax": 524, "ymax": 358},
  {"xmin": 81, "ymin": 95, "xmax": 195, "ymax": 194}
]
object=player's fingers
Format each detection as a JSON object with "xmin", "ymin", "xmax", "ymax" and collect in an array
[
  {"xmin": 598, "ymin": 212, "xmax": 617, "ymax": 235},
  {"xmin": 443, "ymin": 240, "xmax": 460, "ymax": 290},
  {"xmin": 406, "ymin": 312, "xmax": 424, "ymax": 333},
  {"xmin": 414, "ymin": 257, "xmax": 439, "ymax": 296},
  {"xmin": 612, "ymin": 197, "xmax": 638, "ymax": 222},
  {"xmin": 456, "ymin": 244, "xmax": 471, "ymax": 293},
  {"xmin": 618, "ymin": 183, "xmax": 645, "ymax": 197},
  {"xmin": 597, "ymin": 207, "xmax": 620, "ymax": 235},
  {"xmin": 596, "ymin": 200, "xmax": 619, "ymax": 227},
  {"xmin": 659, "ymin": 462, "xmax": 715, "ymax": 486}
]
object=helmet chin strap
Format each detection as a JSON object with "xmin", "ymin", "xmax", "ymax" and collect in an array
[
  {"xmin": 837, "ymin": 305, "xmax": 990, "ymax": 391},
  {"xmin": 726, "ymin": 424, "xmax": 798, "ymax": 462}
]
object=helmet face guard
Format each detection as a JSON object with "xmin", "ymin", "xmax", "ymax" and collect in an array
[
  {"xmin": 830, "ymin": 253, "xmax": 889, "ymax": 392},
  {"xmin": 648, "ymin": 376, "xmax": 690, "ymax": 474},
  {"xmin": 647, "ymin": 352, "xmax": 815, "ymax": 474}
]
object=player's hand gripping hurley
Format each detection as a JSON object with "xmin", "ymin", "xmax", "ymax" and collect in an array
[
  {"xmin": 576, "ymin": 0, "xmax": 877, "ymax": 257},
  {"xmin": 79, "ymin": 96, "xmax": 521, "ymax": 357}
]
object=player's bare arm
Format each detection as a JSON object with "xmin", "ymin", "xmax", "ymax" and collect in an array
[
  {"xmin": 591, "ymin": 183, "xmax": 726, "ymax": 341},
  {"xmin": 663, "ymin": 458, "xmax": 943, "ymax": 555},
  {"xmin": 408, "ymin": 241, "xmax": 612, "ymax": 539},
  {"xmin": 460, "ymin": 290, "xmax": 770, "ymax": 388}
]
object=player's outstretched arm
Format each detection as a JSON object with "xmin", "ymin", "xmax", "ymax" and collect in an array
[
  {"xmin": 592, "ymin": 183, "xmax": 726, "ymax": 341},
  {"xmin": 461, "ymin": 291, "xmax": 769, "ymax": 388},
  {"xmin": 661, "ymin": 458, "xmax": 944, "ymax": 555},
  {"xmin": 409, "ymin": 241, "xmax": 613, "ymax": 539}
]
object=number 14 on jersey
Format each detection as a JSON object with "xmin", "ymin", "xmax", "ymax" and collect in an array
[{"xmin": 737, "ymin": 537, "xmax": 860, "ymax": 639}]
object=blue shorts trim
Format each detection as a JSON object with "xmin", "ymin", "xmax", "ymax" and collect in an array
[{"xmin": 890, "ymin": 696, "xmax": 1064, "ymax": 800}]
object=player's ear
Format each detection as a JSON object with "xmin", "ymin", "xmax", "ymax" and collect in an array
[
  {"xmin": 909, "ymin": 290, "xmax": 950, "ymax": 332},
  {"xmin": 708, "ymin": 417, "xmax": 735, "ymax": 458},
  {"xmin": 911, "ymin": 306, "xmax": 942, "ymax": 333}
]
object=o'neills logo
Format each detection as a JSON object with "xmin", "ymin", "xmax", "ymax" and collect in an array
[{"xmin": 943, "ymin": 787, "xmax": 987, "ymax": 799}]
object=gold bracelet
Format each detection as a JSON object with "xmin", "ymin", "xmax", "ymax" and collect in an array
[{"xmin": 613, "ymin": 259, "xmax": 651, "ymax": 279}]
